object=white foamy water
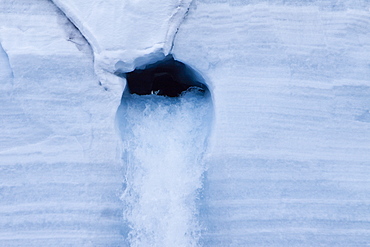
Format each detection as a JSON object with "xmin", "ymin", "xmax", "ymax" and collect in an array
[{"xmin": 116, "ymin": 90, "xmax": 213, "ymax": 247}]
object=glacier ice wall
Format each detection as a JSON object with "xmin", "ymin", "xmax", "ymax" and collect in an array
[
  {"xmin": 173, "ymin": 1, "xmax": 370, "ymax": 246},
  {"xmin": 1, "ymin": 0, "xmax": 370, "ymax": 246},
  {"xmin": 0, "ymin": 1, "xmax": 125, "ymax": 246}
]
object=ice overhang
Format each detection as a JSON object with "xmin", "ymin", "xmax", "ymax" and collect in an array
[{"xmin": 51, "ymin": 0, "xmax": 193, "ymax": 91}]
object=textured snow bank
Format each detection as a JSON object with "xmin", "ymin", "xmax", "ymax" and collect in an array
[{"xmin": 116, "ymin": 91, "xmax": 213, "ymax": 247}]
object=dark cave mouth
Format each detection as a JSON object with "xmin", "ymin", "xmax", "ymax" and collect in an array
[{"xmin": 121, "ymin": 55, "xmax": 209, "ymax": 97}]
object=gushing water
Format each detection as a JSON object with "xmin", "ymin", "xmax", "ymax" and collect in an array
[{"xmin": 117, "ymin": 90, "xmax": 212, "ymax": 247}]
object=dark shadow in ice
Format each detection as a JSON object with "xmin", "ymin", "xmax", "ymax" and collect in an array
[{"xmin": 117, "ymin": 54, "xmax": 209, "ymax": 97}]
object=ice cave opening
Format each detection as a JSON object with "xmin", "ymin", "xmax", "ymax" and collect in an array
[
  {"xmin": 123, "ymin": 55, "xmax": 209, "ymax": 97},
  {"xmin": 116, "ymin": 55, "xmax": 213, "ymax": 246}
]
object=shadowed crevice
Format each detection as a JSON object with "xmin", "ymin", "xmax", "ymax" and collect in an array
[{"xmin": 121, "ymin": 55, "xmax": 209, "ymax": 97}]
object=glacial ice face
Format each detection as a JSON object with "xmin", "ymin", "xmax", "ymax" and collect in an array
[
  {"xmin": 0, "ymin": 1, "xmax": 125, "ymax": 246},
  {"xmin": 173, "ymin": 2, "xmax": 370, "ymax": 246},
  {"xmin": 1, "ymin": 0, "xmax": 370, "ymax": 246}
]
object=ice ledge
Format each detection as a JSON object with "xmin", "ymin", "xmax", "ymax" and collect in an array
[{"xmin": 51, "ymin": 0, "xmax": 193, "ymax": 91}]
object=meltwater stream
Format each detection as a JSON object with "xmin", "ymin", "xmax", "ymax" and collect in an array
[{"xmin": 116, "ymin": 89, "xmax": 213, "ymax": 246}]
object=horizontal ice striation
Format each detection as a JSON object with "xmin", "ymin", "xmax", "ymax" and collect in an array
[
  {"xmin": 116, "ymin": 91, "xmax": 213, "ymax": 247},
  {"xmin": 3, "ymin": 0, "xmax": 370, "ymax": 246},
  {"xmin": 0, "ymin": 0, "xmax": 125, "ymax": 246},
  {"xmin": 0, "ymin": 162, "xmax": 125, "ymax": 245},
  {"xmin": 173, "ymin": 2, "xmax": 370, "ymax": 246}
]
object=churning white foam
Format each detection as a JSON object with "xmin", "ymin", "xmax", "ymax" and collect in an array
[{"xmin": 117, "ymin": 90, "xmax": 212, "ymax": 247}]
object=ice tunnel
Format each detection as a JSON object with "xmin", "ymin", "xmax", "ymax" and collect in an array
[{"xmin": 121, "ymin": 55, "xmax": 209, "ymax": 97}]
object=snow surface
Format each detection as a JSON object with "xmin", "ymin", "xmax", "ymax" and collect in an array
[{"xmin": 1, "ymin": 0, "xmax": 370, "ymax": 246}]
